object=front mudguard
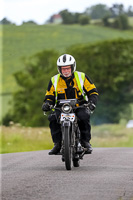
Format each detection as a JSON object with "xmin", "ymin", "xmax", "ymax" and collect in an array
[{"xmin": 62, "ymin": 120, "xmax": 71, "ymax": 127}]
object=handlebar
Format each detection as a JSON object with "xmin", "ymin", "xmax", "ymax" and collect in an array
[{"xmin": 43, "ymin": 102, "xmax": 93, "ymax": 115}]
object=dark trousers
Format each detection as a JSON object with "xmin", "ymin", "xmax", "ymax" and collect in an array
[{"xmin": 48, "ymin": 108, "xmax": 91, "ymax": 143}]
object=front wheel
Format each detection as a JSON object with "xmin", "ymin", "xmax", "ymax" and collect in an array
[{"xmin": 64, "ymin": 126, "xmax": 72, "ymax": 170}]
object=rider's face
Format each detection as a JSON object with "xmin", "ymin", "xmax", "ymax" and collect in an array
[{"xmin": 61, "ymin": 66, "xmax": 72, "ymax": 77}]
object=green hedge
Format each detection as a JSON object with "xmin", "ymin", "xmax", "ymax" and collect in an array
[{"xmin": 67, "ymin": 39, "xmax": 133, "ymax": 124}]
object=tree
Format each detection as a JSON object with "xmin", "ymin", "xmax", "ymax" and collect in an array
[
  {"xmin": 127, "ymin": 6, "xmax": 133, "ymax": 17},
  {"xmin": 22, "ymin": 20, "xmax": 37, "ymax": 25},
  {"xmin": 102, "ymin": 15, "xmax": 110, "ymax": 27},
  {"xmin": 73, "ymin": 12, "xmax": 82, "ymax": 24},
  {"xmin": 59, "ymin": 10, "xmax": 83, "ymax": 24},
  {"xmin": 110, "ymin": 4, "xmax": 125, "ymax": 17},
  {"xmin": 59, "ymin": 9, "xmax": 74, "ymax": 24},
  {"xmin": 10, "ymin": 50, "xmax": 59, "ymax": 126},
  {"xmin": 0, "ymin": 18, "xmax": 12, "ymax": 25},
  {"xmin": 113, "ymin": 14, "xmax": 129, "ymax": 30},
  {"xmin": 85, "ymin": 4, "xmax": 111, "ymax": 19},
  {"xmin": 67, "ymin": 39, "xmax": 133, "ymax": 124},
  {"xmin": 79, "ymin": 15, "xmax": 90, "ymax": 25}
]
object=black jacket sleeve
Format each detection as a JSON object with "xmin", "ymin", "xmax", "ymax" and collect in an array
[
  {"xmin": 83, "ymin": 74, "xmax": 99, "ymax": 105},
  {"xmin": 43, "ymin": 79, "xmax": 55, "ymax": 105}
]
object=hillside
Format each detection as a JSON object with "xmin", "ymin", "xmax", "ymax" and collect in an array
[
  {"xmin": 1, "ymin": 24, "xmax": 133, "ymax": 118},
  {"xmin": 2, "ymin": 24, "xmax": 133, "ymax": 92}
]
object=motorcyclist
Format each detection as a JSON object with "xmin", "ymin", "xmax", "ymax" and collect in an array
[{"xmin": 42, "ymin": 54, "xmax": 98, "ymax": 155}]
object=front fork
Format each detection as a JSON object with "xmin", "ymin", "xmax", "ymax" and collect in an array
[
  {"xmin": 61, "ymin": 121, "xmax": 76, "ymax": 161},
  {"xmin": 61, "ymin": 121, "xmax": 84, "ymax": 162}
]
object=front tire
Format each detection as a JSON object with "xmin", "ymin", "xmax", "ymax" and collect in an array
[{"xmin": 64, "ymin": 126, "xmax": 72, "ymax": 170}]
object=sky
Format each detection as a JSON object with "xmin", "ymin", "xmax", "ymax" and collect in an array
[{"xmin": 0, "ymin": 0, "xmax": 133, "ymax": 25}]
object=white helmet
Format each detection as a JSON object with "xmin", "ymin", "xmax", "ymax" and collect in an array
[{"xmin": 57, "ymin": 54, "xmax": 76, "ymax": 76}]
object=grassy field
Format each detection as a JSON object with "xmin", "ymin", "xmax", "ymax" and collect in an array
[
  {"xmin": 2, "ymin": 23, "xmax": 133, "ymax": 93},
  {"xmin": 1, "ymin": 23, "xmax": 133, "ymax": 118},
  {"xmin": 0, "ymin": 124, "xmax": 133, "ymax": 154}
]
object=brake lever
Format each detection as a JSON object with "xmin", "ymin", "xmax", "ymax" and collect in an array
[
  {"xmin": 43, "ymin": 104, "xmax": 54, "ymax": 116},
  {"xmin": 84, "ymin": 103, "xmax": 93, "ymax": 114}
]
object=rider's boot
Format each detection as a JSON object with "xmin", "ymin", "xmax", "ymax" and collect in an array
[
  {"xmin": 81, "ymin": 141, "xmax": 93, "ymax": 154},
  {"xmin": 49, "ymin": 142, "xmax": 61, "ymax": 155}
]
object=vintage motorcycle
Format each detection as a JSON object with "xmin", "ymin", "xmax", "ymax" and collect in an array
[{"xmin": 45, "ymin": 99, "xmax": 92, "ymax": 170}]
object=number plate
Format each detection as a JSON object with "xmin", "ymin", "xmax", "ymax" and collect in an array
[{"xmin": 60, "ymin": 113, "xmax": 75, "ymax": 122}]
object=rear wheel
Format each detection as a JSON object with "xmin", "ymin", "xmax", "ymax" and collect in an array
[
  {"xmin": 64, "ymin": 126, "xmax": 72, "ymax": 170},
  {"xmin": 73, "ymin": 159, "xmax": 80, "ymax": 167}
]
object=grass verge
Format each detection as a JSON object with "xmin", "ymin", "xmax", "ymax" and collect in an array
[
  {"xmin": 0, "ymin": 124, "xmax": 133, "ymax": 153},
  {"xmin": 0, "ymin": 125, "xmax": 53, "ymax": 153}
]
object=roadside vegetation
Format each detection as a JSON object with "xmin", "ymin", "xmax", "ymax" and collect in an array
[
  {"xmin": 2, "ymin": 23, "xmax": 133, "ymax": 120},
  {"xmin": 0, "ymin": 124, "xmax": 133, "ymax": 154},
  {"xmin": 1, "ymin": 3, "xmax": 133, "ymax": 154},
  {"xmin": 2, "ymin": 39, "xmax": 133, "ymax": 127}
]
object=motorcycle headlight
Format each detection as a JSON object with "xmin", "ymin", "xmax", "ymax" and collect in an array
[{"xmin": 62, "ymin": 103, "xmax": 72, "ymax": 113}]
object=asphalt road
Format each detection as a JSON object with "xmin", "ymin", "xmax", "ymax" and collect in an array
[{"xmin": 1, "ymin": 148, "xmax": 133, "ymax": 200}]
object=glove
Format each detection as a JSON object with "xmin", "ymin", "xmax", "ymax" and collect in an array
[
  {"xmin": 42, "ymin": 102, "xmax": 51, "ymax": 112},
  {"xmin": 88, "ymin": 101, "xmax": 96, "ymax": 112}
]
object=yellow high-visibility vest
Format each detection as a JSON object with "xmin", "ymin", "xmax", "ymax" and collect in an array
[{"xmin": 51, "ymin": 71, "xmax": 87, "ymax": 103}]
